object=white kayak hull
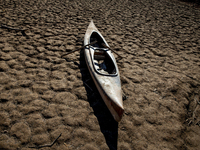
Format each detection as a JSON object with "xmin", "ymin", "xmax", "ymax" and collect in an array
[{"xmin": 84, "ymin": 20, "xmax": 124, "ymax": 122}]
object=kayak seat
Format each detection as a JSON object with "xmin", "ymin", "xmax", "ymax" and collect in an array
[
  {"xmin": 94, "ymin": 50, "xmax": 105, "ymax": 60},
  {"xmin": 93, "ymin": 49, "xmax": 116, "ymax": 75}
]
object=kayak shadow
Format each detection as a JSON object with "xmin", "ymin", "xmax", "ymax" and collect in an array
[{"xmin": 78, "ymin": 50, "xmax": 119, "ymax": 150}]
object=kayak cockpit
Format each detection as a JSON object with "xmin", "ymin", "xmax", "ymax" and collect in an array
[
  {"xmin": 89, "ymin": 32, "xmax": 117, "ymax": 76},
  {"xmin": 90, "ymin": 32, "xmax": 105, "ymax": 48},
  {"xmin": 93, "ymin": 48, "xmax": 117, "ymax": 75}
]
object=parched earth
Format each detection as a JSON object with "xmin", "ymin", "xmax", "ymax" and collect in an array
[{"xmin": 0, "ymin": 0, "xmax": 200, "ymax": 150}]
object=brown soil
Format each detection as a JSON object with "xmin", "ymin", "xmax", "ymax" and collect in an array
[{"xmin": 0, "ymin": 0, "xmax": 200, "ymax": 150}]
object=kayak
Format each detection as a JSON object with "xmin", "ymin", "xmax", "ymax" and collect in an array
[{"xmin": 84, "ymin": 20, "xmax": 124, "ymax": 122}]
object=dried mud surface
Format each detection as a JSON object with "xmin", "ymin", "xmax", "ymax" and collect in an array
[{"xmin": 0, "ymin": 0, "xmax": 200, "ymax": 150}]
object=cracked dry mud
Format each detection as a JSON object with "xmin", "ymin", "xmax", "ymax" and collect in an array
[{"xmin": 0, "ymin": 0, "xmax": 200, "ymax": 150}]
